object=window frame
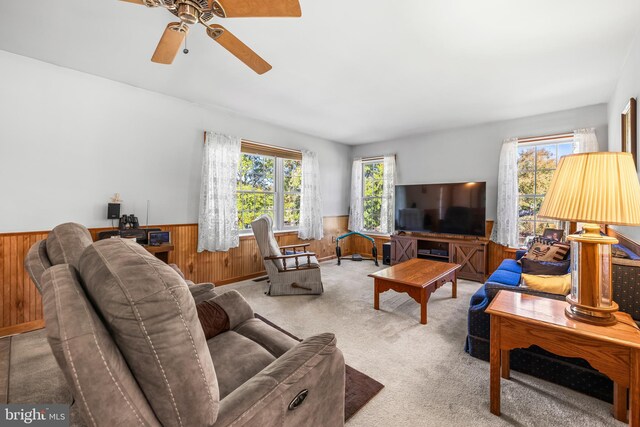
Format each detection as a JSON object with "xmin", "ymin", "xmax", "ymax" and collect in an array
[
  {"xmin": 236, "ymin": 144, "xmax": 302, "ymax": 234},
  {"xmin": 361, "ymin": 158, "xmax": 385, "ymax": 233},
  {"xmin": 516, "ymin": 138, "xmax": 574, "ymax": 246}
]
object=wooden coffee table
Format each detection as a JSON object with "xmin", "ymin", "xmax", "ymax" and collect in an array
[{"xmin": 368, "ymin": 258, "xmax": 461, "ymax": 324}]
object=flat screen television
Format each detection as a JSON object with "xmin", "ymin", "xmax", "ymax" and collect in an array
[{"xmin": 395, "ymin": 182, "xmax": 486, "ymax": 237}]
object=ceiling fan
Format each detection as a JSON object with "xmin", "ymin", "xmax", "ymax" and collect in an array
[{"xmin": 121, "ymin": 0, "xmax": 302, "ymax": 74}]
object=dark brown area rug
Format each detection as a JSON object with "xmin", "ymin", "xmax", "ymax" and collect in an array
[{"xmin": 255, "ymin": 314, "xmax": 384, "ymax": 421}]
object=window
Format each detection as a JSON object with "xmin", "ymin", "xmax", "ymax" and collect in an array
[
  {"xmin": 362, "ymin": 160, "xmax": 384, "ymax": 232},
  {"xmin": 517, "ymin": 140, "xmax": 574, "ymax": 246},
  {"xmin": 236, "ymin": 143, "xmax": 302, "ymax": 232}
]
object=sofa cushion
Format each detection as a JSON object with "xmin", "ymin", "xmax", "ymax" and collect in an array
[
  {"xmin": 79, "ymin": 239, "xmax": 219, "ymax": 427},
  {"xmin": 486, "ymin": 269, "xmax": 521, "ymax": 287},
  {"xmin": 497, "ymin": 259, "xmax": 522, "ymax": 274},
  {"xmin": 41, "ymin": 264, "xmax": 160, "ymax": 427},
  {"xmin": 521, "ymin": 258, "xmax": 570, "ymax": 276},
  {"xmin": 25, "ymin": 240, "xmax": 51, "ymax": 293},
  {"xmin": 46, "ymin": 223, "xmax": 93, "ymax": 268},
  {"xmin": 207, "ymin": 331, "xmax": 276, "ymax": 399}
]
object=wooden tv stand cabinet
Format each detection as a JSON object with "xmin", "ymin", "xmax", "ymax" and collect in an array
[{"xmin": 390, "ymin": 234, "xmax": 488, "ymax": 282}]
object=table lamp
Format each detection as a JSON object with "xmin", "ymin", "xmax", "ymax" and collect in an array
[{"xmin": 538, "ymin": 152, "xmax": 640, "ymax": 325}]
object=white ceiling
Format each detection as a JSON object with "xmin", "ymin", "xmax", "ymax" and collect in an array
[{"xmin": 0, "ymin": 0, "xmax": 638, "ymax": 144}]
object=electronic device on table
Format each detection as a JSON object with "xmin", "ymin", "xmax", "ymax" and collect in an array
[
  {"xmin": 394, "ymin": 182, "xmax": 486, "ymax": 237},
  {"xmin": 148, "ymin": 231, "xmax": 171, "ymax": 246}
]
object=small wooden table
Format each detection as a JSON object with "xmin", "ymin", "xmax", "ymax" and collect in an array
[
  {"xmin": 142, "ymin": 244, "xmax": 174, "ymax": 263},
  {"xmin": 487, "ymin": 291, "xmax": 640, "ymax": 425},
  {"xmin": 368, "ymin": 258, "xmax": 461, "ymax": 324}
]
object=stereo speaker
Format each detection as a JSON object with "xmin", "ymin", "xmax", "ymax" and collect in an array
[
  {"xmin": 107, "ymin": 203, "xmax": 121, "ymax": 220},
  {"xmin": 383, "ymin": 242, "xmax": 391, "ymax": 265}
]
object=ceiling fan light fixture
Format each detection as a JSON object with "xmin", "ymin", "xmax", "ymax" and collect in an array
[{"xmin": 178, "ymin": 3, "xmax": 199, "ymax": 24}]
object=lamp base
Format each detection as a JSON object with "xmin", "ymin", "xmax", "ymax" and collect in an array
[{"xmin": 564, "ymin": 302, "xmax": 619, "ymax": 326}]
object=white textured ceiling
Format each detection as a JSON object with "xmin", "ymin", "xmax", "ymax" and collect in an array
[{"xmin": 0, "ymin": 0, "xmax": 638, "ymax": 144}]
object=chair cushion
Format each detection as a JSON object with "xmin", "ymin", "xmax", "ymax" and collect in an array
[
  {"xmin": 486, "ymin": 269, "xmax": 521, "ymax": 287},
  {"xmin": 207, "ymin": 331, "xmax": 276, "ymax": 399},
  {"xmin": 78, "ymin": 239, "xmax": 219, "ymax": 427},
  {"xmin": 46, "ymin": 223, "xmax": 93, "ymax": 268},
  {"xmin": 41, "ymin": 264, "xmax": 160, "ymax": 427},
  {"xmin": 25, "ymin": 240, "xmax": 51, "ymax": 293}
]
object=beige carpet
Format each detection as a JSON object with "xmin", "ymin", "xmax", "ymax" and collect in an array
[
  {"xmin": 5, "ymin": 260, "xmax": 625, "ymax": 426},
  {"xmin": 222, "ymin": 260, "xmax": 624, "ymax": 427}
]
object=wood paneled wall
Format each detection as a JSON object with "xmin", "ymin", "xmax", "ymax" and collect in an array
[
  {"xmin": 0, "ymin": 215, "xmax": 515, "ymax": 337},
  {"xmin": 0, "ymin": 216, "xmax": 350, "ymax": 337},
  {"xmin": 487, "ymin": 241, "xmax": 518, "ymax": 274}
]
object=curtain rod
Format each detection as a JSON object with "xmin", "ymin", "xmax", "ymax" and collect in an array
[
  {"xmin": 202, "ymin": 132, "xmax": 302, "ymax": 154},
  {"xmin": 360, "ymin": 154, "xmax": 396, "ymax": 161},
  {"xmin": 518, "ymin": 132, "xmax": 574, "ymax": 144}
]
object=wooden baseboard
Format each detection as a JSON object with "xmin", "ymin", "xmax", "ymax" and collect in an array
[{"xmin": 0, "ymin": 320, "xmax": 45, "ymax": 338}]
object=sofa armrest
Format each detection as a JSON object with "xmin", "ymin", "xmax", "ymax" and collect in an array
[
  {"xmin": 215, "ymin": 332, "xmax": 345, "ymax": 427},
  {"xmin": 189, "ymin": 282, "xmax": 217, "ymax": 304},
  {"xmin": 485, "ymin": 283, "xmax": 565, "ymax": 302},
  {"xmin": 211, "ymin": 290, "xmax": 254, "ymax": 329}
]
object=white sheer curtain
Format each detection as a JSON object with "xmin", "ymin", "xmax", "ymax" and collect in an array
[
  {"xmin": 493, "ymin": 138, "xmax": 519, "ymax": 248},
  {"xmin": 380, "ymin": 155, "xmax": 396, "ymax": 234},
  {"xmin": 298, "ymin": 150, "xmax": 324, "ymax": 240},
  {"xmin": 573, "ymin": 128, "xmax": 599, "ymax": 153},
  {"xmin": 198, "ymin": 132, "xmax": 241, "ymax": 252},
  {"xmin": 348, "ymin": 159, "xmax": 364, "ymax": 231}
]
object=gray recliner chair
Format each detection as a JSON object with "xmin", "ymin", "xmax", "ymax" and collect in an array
[
  {"xmin": 25, "ymin": 222, "xmax": 216, "ymax": 303},
  {"xmin": 39, "ymin": 238, "xmax": 345, "ymax": 427},
  {"xmin": 251, "ymin": 215, "xmax": 324, "ymax": 296}
]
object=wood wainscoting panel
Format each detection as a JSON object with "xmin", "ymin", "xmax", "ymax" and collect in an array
[
  {"xmin": 487, "ymin": 241, "xmax": 518, "ymax": 275},
  {"xmin": 0, "ymin": 216, "xmax": 349, "ymax": 336},
  {"xmin": 349, "ymin": 234, "xmax": 390, "ymax": 260}
]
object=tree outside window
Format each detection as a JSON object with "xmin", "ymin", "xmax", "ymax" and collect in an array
[
  {"xmin": 517, "ymin": 142, "xmax": 573, "ymax": 245},
  {"xmin": 362, "ymin": 161, "xmax": 384, "ymax": 232},
  {"xmin": 236, "ymin": 153, "xmax": 302, "ymax": 231}
]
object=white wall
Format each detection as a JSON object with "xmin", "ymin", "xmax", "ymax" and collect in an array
[
  {"xmin": 608, "ymin": 30, "xmax": 640, "ymax": 242},
  {"xmin": 351, "ymin": 104, "xmax": 609, "ymax": 221},
  {"xmin": 0, "ymin": 51, "xmax": 351, "ymax": 232}
]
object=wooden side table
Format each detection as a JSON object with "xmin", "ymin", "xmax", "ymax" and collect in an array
[
  {"xmin": 142, "ymin": 244, "xmax": 174, "ymax": 263},
  {"xmin": 486, "ymin": 291, "xmax": 640, "ymax": 425}
]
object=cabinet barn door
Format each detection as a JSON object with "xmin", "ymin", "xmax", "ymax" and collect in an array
[
  {"xmin": 393, "ymin": 237, "xmax": 417, "ymax": 264},
  {"xmin": 452, "ymin": 243, "xmax": 486, "ymax": 282}
]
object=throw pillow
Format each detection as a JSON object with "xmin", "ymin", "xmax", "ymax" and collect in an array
[
  {"xmin": 523, "ymin": 241, "xmax": 570, "ymax": 262},
  {"xmin": 196, "ymin": 300, "xmax": 230, "ymax": 340},
  {"xmin": 521, "ymin": 258, "xmax": 570, "ymax": 276},
  {"xmin": 521, "ymin": 273, "xmax": 571, "ymax": 295}
]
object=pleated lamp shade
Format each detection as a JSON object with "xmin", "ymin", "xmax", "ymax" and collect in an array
[{"xmin": 538, "ymin": 152, "xmax": 640, "ymax": 226}]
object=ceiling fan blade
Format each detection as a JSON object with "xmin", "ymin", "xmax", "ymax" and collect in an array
[
  {"xmin": 207, "ymin": 25, "xmax": 272, "ymax": 74},
  {"xmin": 151, "ymin": 23, "xmax": 187, "ymax": 65},
  {"xmin": 120, "ymin": 0, "xmax": 146, "ymax": 4},
  {"xmin": 210, "ymin": 0, "xmax": 301, "ymax": 18}
]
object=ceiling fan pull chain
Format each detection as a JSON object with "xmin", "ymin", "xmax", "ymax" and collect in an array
[{"xmin": 183, "ymin": 35, "xmax": 189, "ymax": 55}]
